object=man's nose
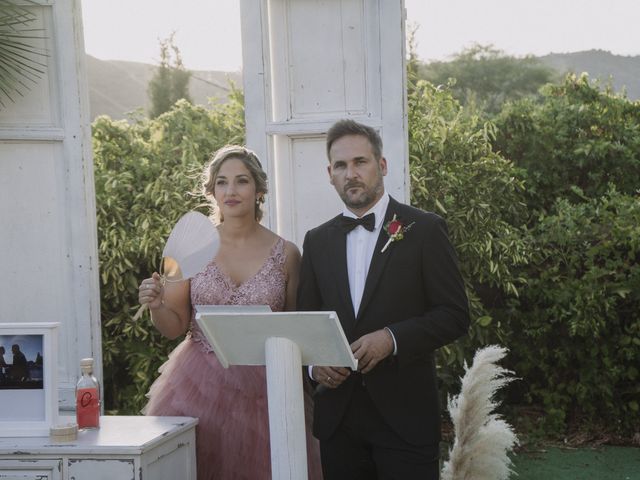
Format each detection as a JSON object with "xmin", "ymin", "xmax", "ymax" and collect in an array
[{"xmin": 345, "ymin": 163, "xmax": 358, "ymax": 179}]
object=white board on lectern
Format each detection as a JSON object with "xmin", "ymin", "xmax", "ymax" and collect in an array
[{"xmin": 194, "ymin": 307, "xmax": 357, "ymax": 370}]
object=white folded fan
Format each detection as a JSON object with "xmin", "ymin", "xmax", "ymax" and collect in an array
[{"xmin": 133, "ymin": 211, "xmax": 220, "ymax": 320}]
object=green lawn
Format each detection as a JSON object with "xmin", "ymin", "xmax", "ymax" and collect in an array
[{"xmin": 511, "ymin": 446, "xmax": 640, "ymax": 479}]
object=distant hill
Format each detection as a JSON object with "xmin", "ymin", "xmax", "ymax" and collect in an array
[
  {"xmin": 538, "ymin": 50, "xmax": 639, "ymax": 100},
  {"xmin": 85, "ymin": 54, "xmax": 242, "ymax": 120},
  {"xmin": 86, "ymin": 50, "xmax": 638, "ymax": 120}
]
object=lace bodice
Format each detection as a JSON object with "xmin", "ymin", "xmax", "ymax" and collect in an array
[{"xmin": 189, "ymin": 237, "xmax": 287, "ymax": 352}]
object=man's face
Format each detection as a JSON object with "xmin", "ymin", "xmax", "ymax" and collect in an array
[{"xmin": 327, "ymin": 134, "xmax": 387, "ymax": 216}]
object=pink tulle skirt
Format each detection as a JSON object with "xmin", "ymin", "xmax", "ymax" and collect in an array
[{"xmin": 144, "ymin": 336, "xmax": 322, "ymax": 480}]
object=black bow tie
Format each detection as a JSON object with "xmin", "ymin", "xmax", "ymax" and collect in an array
[{"xmin": 339, "ymin": 213, "xmax": 375, "ymax": 233}]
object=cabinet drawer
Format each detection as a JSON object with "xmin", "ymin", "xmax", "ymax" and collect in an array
[
  {"xmin": 68, "ymin": 458, "xmax": 135, "ymax": 480},
  {"xmin": 0, "ymin": 459, "xmax": 62, "ymax": 480}
]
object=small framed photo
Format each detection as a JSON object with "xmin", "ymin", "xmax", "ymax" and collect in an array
[{"xmin": 0, "ymin": 323, "xmax": 59, "ymax": 437}]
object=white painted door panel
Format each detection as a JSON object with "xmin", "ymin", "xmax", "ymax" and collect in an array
[
  {"xmin": 0, "ymin": 0, "xmax": 101, "ymax": 410},
  {"xmin": 241, "ymin": 0, "xmax": 407, "ymax": 245}
]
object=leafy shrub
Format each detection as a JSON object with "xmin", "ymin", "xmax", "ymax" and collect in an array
[
  {"xmin": 94, "ymin": 93, "xmax": 244, "ymax": 413},
  {"xmin": 494, "ymin": 73, "xmax": 640, "ymax": 214},
  {"xmin": 408, "ymin": 79, "xmax": 530, "ymax": 393},
  {"xmin": 94, "ymin": 73, "xmax": 640, "ymax": 441},
  {"xmin": 505, "ymin": 188, "xmax": 640, "ymax": 433},
  {"xmin": 416, "ymin": 44, "xmax": 556, "ymax": 116}
]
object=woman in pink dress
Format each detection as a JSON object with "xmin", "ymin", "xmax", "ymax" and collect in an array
[{"xmin": 138, "ymin": 145, "xmax": 322, "ymax": 480}]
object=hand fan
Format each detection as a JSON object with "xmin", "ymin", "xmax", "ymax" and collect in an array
[{"xmin": 133, "ymin": 211, "xmax": 220, "ymax": 320}]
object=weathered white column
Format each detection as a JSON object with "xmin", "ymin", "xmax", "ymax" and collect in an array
[{"xmin": 265, "ymin": 337, "xmax": 308, "ymax": 480}]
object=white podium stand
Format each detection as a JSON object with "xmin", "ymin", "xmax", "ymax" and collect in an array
[{"xmin": 195, "ymin": 306, "xmax": 357, "ymax": 480}]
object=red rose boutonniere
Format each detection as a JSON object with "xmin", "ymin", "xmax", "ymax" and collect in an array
[{"xmin": 381, "ymin": 214, "xmax": 415, "ymax": 253}]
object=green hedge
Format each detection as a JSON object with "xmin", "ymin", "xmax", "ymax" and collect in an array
[
  {"xmin": 494, "ymin": 73, "xmax": 640, "ymax": 214},
  {"xmin": 94, "ymin": 94, "xmax": 244, "ymax": 413},
  {"xmin": 408, "ymin": 79, "xmax": 530, "ymax": 391},
  {"xmin": 93, "ymin": 76, "xmax": 640, "ymax": 438},
  {"xmin": 492, "ymin": 75, "xmax": 640, "ymax": 435},
  {"xmin": 504, "ymin": 188, "xmax": 640, "ymax": 433}
]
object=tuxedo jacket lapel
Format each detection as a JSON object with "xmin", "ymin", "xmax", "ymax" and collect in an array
[
  {"xmin": 327, "ymin": 221, "xmax": 357, "ymax": 326},
  {"xmin": 355, "ymin": 199, "xmax": 397, "ymax": 320}
]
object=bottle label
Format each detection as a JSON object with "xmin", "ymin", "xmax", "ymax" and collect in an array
[{"xmin": 76, "ymin": 387, "xmax": 100, "ymax": 428}]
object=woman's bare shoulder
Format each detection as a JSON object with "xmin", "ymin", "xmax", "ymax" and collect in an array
[{"xmin": 283, "ymin": 240, "xmax": 301, "ymax": 261}]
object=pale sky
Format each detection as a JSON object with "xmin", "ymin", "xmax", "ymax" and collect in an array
[{"xmin": 81, "ymin": 0, "xmax": 640, "ymax": 72}]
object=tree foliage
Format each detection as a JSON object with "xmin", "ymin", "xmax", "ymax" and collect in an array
[
  {"xmin": 93, "ymin": 63, "xmax": 640, "ymax": 439},
  {"xmin": 504, "ymin": 188, "xmax": 640, "ymax": 433},
  {"xmin": 148, "ymin": 33, "xmax": 192, "ymax": 118},
  {"xmin": 494, "ymin": 73, "xmax": 640, "ymax": 214},
  {"xmin": 493, "ymin": 73, "xmax": 640, "ymax": 435},
  {"xmin": 417, "ymin": 44, "xmax": 556, "ymax": 115},
  {"xmin": 409, "ymin": 63, "xmax": 640, "ymax": 436},
  {"xmin": 93, "ymin": 91, "xmax": 244, "ymax": 413},
  {"xmin": 408, "ymin": 76, "xmax": 530, "ymax": 392}
]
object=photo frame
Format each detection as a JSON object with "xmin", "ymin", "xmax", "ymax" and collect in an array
[{"xmin": 0, "ymin": 322, "xmax": 59, "ymax": 437}]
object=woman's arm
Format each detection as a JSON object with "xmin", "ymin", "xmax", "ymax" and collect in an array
[
  {"xmin": 140, "ymin": 272, "xmax": 192, "ymax": 339},
  {"xmin": 283, "ymin": 241, "xmax": 302, "ymax": 311}
]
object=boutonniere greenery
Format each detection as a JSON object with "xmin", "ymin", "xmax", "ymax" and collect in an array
[{"xmin": 381, "ymin": 214, "xmax": 415, "ymax": 253}]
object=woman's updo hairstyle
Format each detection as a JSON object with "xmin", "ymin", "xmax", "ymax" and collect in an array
[{"xmin": 202, "ymin": 145, "xmax": 268, "ymax": 222}]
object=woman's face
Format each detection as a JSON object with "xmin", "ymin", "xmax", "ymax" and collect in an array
[{"xmin": 213, "ymin": 157, "xmax": 259, "ymax": 220}]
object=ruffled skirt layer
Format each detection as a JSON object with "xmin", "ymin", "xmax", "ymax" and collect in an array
[{"xmin": 144, "ymin": 337, "xmax": 322, "ymax": 480}]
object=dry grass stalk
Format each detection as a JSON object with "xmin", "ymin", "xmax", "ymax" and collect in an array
[{"xmin": 441, "ymin": 345, "xmax": 518, "ymax": 480}]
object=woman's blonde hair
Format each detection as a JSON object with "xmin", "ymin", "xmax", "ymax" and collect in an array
[{"xmin": 202, "ymin": 145, "xmax": 268, "ymax": 222}]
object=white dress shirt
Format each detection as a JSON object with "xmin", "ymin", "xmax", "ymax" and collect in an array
[
  {"xmin": 309, "ymin": 193, "xmax": 396, "ymax": 379},
  {"xmin": 343, "ymin": 193, "xmax": 390, "ymax": 315}
]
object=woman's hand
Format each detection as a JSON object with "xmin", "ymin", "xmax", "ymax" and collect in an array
[{"xmin": 138, "ymin": 272, "xmax": 164, "ymax": 310}]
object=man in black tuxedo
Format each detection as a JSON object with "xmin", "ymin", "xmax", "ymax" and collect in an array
[{"xmin": 297, "ymin": 119, "xmax": 470, "ymax": 479}]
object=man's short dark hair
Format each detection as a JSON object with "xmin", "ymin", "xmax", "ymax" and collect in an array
[{"xmin": 326, "ymin": 119, "xmax": 383, "ymax": 161}]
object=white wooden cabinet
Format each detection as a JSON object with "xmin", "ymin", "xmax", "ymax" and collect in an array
[{"xmin": 0, "ymin": 416, "xmax": 197, "ymax": 480}]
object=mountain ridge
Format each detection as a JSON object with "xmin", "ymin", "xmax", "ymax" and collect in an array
[
  {"xmin": 87, "ymin": 50, "xmax": 638, "ymax": 120},
  {"xmin": 539, "ymin": 49, "xmax": 640, "ymax": 99},
  {"xmin": 86, "ymin": 54, "xmax": 242, "ymax": 120}
]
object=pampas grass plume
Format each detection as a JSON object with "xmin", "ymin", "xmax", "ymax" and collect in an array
[{"xmin": 441, "ymin": 345, "xmax": 518, "ymax": 480}]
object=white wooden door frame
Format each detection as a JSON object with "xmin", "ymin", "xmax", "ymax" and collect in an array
[
  {"xmin": 0, "ymin": 0, "xmax": 101, "ymax": 410},
  {"xmin": 240, "ymin": 0, "xmax": 408, "ymax": 245}
]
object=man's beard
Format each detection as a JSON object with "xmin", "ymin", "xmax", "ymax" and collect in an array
[{"xmin": 340, "ymin": 178, "xmax": 384, "ymax": 210}]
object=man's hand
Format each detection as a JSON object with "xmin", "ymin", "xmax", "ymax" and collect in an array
[
  {"xmin": 312, "ymin": 366, "xmax": 350, "ymax": 389},
  {"xmin": 351, "ymin": 329, "xmax": 394, "ymax": 374}
]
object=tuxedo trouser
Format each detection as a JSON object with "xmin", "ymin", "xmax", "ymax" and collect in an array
[{"xmin": 319, "ymin": 380, "xmax": 440, "ymax": 480}]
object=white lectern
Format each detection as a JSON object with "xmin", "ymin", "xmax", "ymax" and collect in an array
[{"xmin": 195, "ymin": 306, "xmax": 357, "ymax": 480}]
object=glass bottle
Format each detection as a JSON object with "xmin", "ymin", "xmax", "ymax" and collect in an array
[{"xmin": 76, "ymin": 357, "xmax": 100, "ymax": 429}]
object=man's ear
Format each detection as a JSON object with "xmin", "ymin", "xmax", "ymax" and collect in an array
[
  {"xmin": 380, "ymin": 157, "xmax": 388, "ymax": 176},
  {"xmin": 327, "ymin": 164, "xmax": 334, "ymax": 185}
]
